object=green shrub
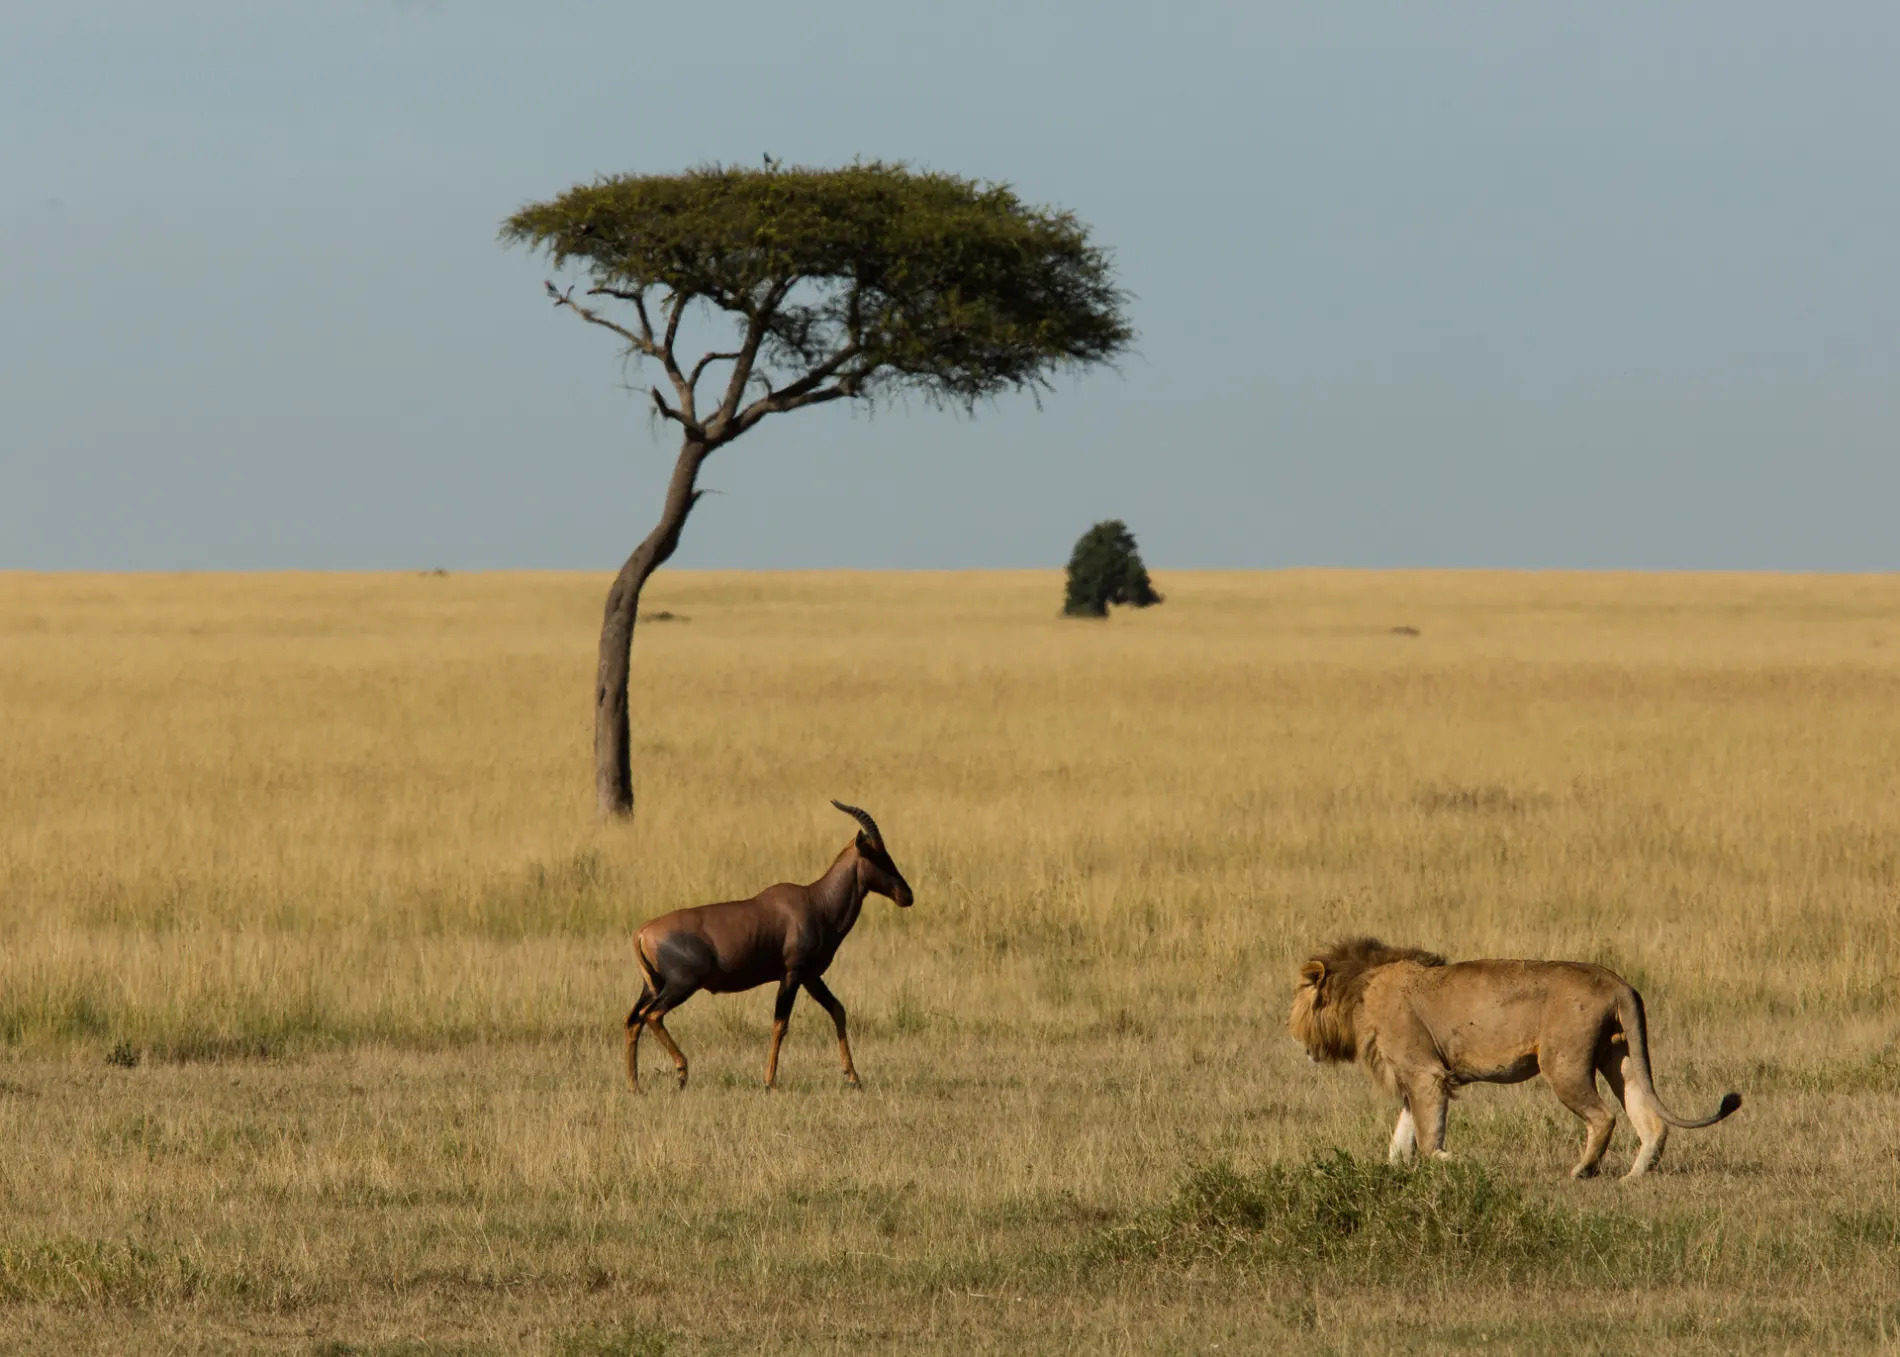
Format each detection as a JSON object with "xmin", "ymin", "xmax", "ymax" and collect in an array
[
  {"xmin": 1063, "ymin": 520, "xmax": 1162, "ymax": 618},
  {"xmin": 1094, "ymin": 1150, "xmax": 1692, "ymax": 1282}
]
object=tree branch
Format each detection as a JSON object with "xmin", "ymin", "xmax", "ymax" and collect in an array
[
  {"xmin": 556, "ymin": 283, "xmax": 706, "ymax": 435},
  {"xmin": 773, "ymin": 344, "xmax": 862, "ymax": 405},
  {"xmin": 724, "ymin": 342, "xmax": 865, "ymax": 438},
  {"xmin": 551, "ymin": 284, "xmax": 652, "ymax": 353},
  {"xmin": 688, "ymin": 350, "xmax": 743, "ymax": 394},
  {"xmin": 662, "ymin": 293, "xmax": 685, "ymax": 359},
  {"xmin": 728, "ymin": 362, "xmax": 866, "ymax": 438},
  {"xmin": 657, "ymin": 292, "xmax": 696, "ymax": 425},
  {"xmin": 650, "ymin": 387, "xmax": 690, "ymax": 428},
  {"xmin": 582, "ymin": 285, "xmax": 659, "ymax": 348},
  {"xmin": 712, "ymin": 276, "xmax": 799, "ymax": 434}
]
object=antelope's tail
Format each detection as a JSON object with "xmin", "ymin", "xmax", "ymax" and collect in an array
[
  {"xmin": 625, "ymin": 932, "xmax": 663, "ymax": 1087},
  {"xmin": 632, "ymin": 930, "xmax": 663, "ymax": 997}
]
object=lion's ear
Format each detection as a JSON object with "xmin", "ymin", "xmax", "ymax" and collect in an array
[{"xmin": 1300, "ymin": 960, "xmax": 1327, "ymax": 987}]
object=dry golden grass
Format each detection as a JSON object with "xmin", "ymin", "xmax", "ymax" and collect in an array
[{"xmin": 2, "ymin": 568, "xmax": 1898, "ymax": 1354}]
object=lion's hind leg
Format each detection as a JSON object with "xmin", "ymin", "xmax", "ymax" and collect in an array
[
  {"xmin": 1598, "ymin": 1048, "xmax": 1667, "ymax": 1178},
  {"xmin": 1546, "ymin": 1049, "xmax": 1617, "ymax": 1179}
]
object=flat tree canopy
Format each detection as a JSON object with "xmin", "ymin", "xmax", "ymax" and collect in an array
[
  {"xmin": 502, "ymin": 162, "xmax": 1132, "ymax": 816},
  {"xmin": 504, "ymin": 162, "xmax": 1130, "ymax": 431}
]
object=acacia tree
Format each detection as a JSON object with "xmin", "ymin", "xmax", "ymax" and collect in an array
[{"xmin": 502, "ymin": 162, "xmax": 1132, "ymax": 818}]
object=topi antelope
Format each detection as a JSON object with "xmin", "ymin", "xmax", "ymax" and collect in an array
[{"xmin": 625, "ymin": 800, "xmax": 913, "ymax": 1092}]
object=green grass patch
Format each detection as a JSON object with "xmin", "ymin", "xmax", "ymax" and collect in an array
[
  {"xmin": 0, "ymin": 1237, "xmax": 210, "ymax": 1305},
  {"xmin": 1091, "ymin": 1150, "xmax": 1699, "ymax": 1282},
  {"xmin": 550, "ymin": 1319, "xmax": 673, "ymax": 1357},
  {"xmin": 312, "ymin": 1342, "xmax": 498, "ymax": 1357}
]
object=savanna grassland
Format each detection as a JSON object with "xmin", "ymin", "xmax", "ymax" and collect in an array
[{"xmin": 2, "ymin": 569, "xmax": 1898, "ymax": 1355}]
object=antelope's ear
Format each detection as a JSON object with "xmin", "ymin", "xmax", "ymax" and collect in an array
[{"xmin": 1299, "ymin": 960, "xmax": 1327, "ymax": 988}]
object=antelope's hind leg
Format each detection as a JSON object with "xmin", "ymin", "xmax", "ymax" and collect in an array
[
  {"xmin": 624, "ymin": 984, "xmax": 654, "ymax": 1091},
  {"xmin": 802, "ymin": 976, "xmax": 860, "ymax": 1089},
  {"xmin": 641, "ymin": 983, "xmax": 695, "ymax": 1090}
]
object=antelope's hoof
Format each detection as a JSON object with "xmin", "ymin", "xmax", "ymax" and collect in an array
[{"xmin": 843, "ymin": 1077, "xmax": 863, "ymax": 1091}]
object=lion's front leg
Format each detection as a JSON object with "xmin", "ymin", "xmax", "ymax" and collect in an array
[
  {"xmin": 1388, "ymin": 1104, "xmax": 1418, "ymax": 1165},
  {"xmin": 1404, "ymin": 1077, "xmax": 1453, "ymax": 1161}
]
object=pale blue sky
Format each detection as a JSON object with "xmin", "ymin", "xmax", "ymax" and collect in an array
[{"xmin": 4, "ymin": 2, "xmax": 1896, "ymax": 571}]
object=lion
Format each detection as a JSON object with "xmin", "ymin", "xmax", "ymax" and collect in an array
[{"xmin": 1287, "ymin": 937, "xmax": 1741, "ymax": 1179}]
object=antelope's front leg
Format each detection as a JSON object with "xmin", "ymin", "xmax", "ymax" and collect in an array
[{"xmin": 764, "ymin": 976, "xmax": 802, "ymax": 1090}]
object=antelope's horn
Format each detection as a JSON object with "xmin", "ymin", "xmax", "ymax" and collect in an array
[{"xmin": 830, "ymin": 799, "xmax": 884, "ymax": 847}]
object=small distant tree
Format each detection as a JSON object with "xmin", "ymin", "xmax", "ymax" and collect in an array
[
  {"xmin": 503, "ymin": 162, "xmax": 1131, "ymax": 818},
  {"xmin": 1063, "ymin": 520, "xmax": 1162, "ymax": 618}
]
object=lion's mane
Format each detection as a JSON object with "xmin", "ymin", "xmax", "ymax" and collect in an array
[{"xmin": 1287, "ymin": 936, "xmax": 1446, "ymax": 1065}]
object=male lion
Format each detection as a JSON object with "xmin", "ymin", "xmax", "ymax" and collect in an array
[{"xmin": 1287, "ymin": 937, "xmax": 1741, "ymax": 1179}]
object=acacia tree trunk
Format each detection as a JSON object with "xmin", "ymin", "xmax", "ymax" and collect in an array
[{"xmin": 594, "ymin": 437, "xmax": 711, "ymax": 818}]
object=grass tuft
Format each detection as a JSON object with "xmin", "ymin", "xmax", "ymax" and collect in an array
[
  {"xmin": 0, "ymin": 1237, "xmax": 209, "ymax": 1305},
  {"xmin": 550, "ymin": 1319, "xmax": 673, "ymax": 1357},
  {"xmin": 1094, "ymin": 1151, "xmax": 1691, "ymax": 1282}
]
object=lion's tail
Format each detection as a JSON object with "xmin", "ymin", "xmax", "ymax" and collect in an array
[{"xmin": 1614, "ymin": 986, "xmax": 1742, "ymax": 1129}]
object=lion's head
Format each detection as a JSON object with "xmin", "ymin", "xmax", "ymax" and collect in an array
[{"xmin": 1287, "ymin": 936, "xmax": 1446, "ymax": 1063}]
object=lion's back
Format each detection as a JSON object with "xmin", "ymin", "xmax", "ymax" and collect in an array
[{"xmin": 1406, "ymin": 960, "xmax": 1628, "ymax": 1073}]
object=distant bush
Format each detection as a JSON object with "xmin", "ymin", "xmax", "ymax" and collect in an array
[{"xmin": 1063, "ymin": 520, "xmax": 1162, "ymax": 618}]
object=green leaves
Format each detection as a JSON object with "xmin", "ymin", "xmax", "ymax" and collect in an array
[
  {"xmin": 1063, "ymin": 519, "xmax": 1162, "ymax": 618},
  {"xmin": 501, "ymin": 162, "xmax": 1131, "ymax": 415}
]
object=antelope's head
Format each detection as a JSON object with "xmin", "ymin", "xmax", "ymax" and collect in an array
[{"xmin": 832, "ymin": 800, "xmax": 913, "ymax": 908}]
